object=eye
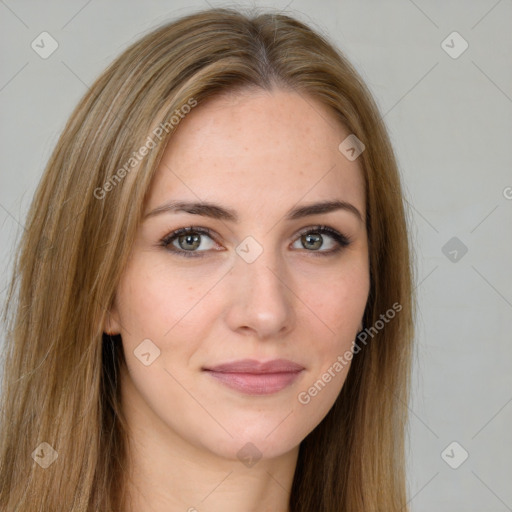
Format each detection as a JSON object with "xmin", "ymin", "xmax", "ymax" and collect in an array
[
  {"xmin": 160, "ymin": 227, "xmax": 219, "ymax": 258},
  {"xmin": 291, "ymin": 225, "xmax": 351, "ymax": 255},
  {"xmin": 160, "ymin": 225, "xmax": 351, "ymax": 258}
]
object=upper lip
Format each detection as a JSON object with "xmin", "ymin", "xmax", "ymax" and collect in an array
[{"xmin": 203, "ymin": 358, "xmax": 305, "ymax": 374}]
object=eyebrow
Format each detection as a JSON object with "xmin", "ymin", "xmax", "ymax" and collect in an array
[{"xmin": 144, "ymin": 199, "xmax": 364, "ymax": 223}]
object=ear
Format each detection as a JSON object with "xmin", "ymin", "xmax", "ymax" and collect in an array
[{"xmin": 103, "ymin": 301, "xmax": 122, "ymax": 335}]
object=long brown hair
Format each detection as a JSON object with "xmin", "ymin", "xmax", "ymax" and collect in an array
[{"xmin": 0, "ymin": 7, "xmax": 414, "ymax": 511}]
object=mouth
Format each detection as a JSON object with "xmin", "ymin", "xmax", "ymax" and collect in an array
[{"xmin": 202, "ymin": 358, "xmax": 305, "ymax": 395}]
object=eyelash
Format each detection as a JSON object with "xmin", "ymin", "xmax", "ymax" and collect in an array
[{"xmin": 159, "ymin": 225, "xmax": 352, "ymax": 259}]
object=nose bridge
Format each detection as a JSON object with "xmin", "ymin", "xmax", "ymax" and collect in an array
[{"xmin": 225, "ymin": 237, "xmax": 294, "ymax": 337}]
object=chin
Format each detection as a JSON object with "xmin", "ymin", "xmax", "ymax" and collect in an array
[
  {"xmin": 214, "ymin": 437, "xmax": 299, "ymax": 464},
  {"xmin": 196, "ymin": 418, "xmax": 306, "ymax": 463}
]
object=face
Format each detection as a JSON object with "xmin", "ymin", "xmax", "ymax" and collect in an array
[{"xmin": 106, "ymin": 88, "xmax": 370, "ymax": 462}]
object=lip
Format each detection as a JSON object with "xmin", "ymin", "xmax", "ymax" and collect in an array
[
  {"xmin": 202, "ymin": 359, "xmax": 305, "ymax": 395},
  {"xmin": 203, "ymin": 358, "xmax": 305, "ymax": 373}
]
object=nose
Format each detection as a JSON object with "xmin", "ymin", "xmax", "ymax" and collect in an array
[{"xmin": 223, "ymin": 245, "xmax": 296, "ymax": 340}]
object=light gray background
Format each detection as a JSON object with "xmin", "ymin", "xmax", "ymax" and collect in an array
[{"xmin": 1, "ymin": 1, "xmax": 511, "ymax": 510}]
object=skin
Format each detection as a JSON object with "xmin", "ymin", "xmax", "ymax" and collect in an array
[{"xmin": 105, "ymin": 88, "xmax": 370, "ymax": 512}]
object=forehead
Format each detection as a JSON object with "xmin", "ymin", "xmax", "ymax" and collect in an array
[{"xmin": 147, "ymin": 89, "xmax": 365, "ymax": 217}]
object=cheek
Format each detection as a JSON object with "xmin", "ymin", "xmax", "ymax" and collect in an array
[
  {"xmin": 116, "ymin": 260, "xmax": 215, "ymax": 340},
  {"xmin": 305, "ymin": 259, "xmax": 369, "ymax": 334},
  {"xmin": 302, "ymin": 259, "xmax": 369, "ymax": 380}
]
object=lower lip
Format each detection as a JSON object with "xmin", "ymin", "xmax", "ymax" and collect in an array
[{"xmin": 204, "ymin": 370, "xmax": 303, "ymax": 395}]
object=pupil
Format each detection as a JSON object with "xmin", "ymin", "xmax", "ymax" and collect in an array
[
  {"xmin": 181, "ymin": 234, "xmax": 200, "ymax": 250},
  {"xmin": 304, "ymin": 233, "xmax": 321, "ymax": 250}
]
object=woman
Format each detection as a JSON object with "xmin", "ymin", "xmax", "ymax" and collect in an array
[{"xmin": 0, "ymin": 7, "xmax": 414, "ymax": 511}]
